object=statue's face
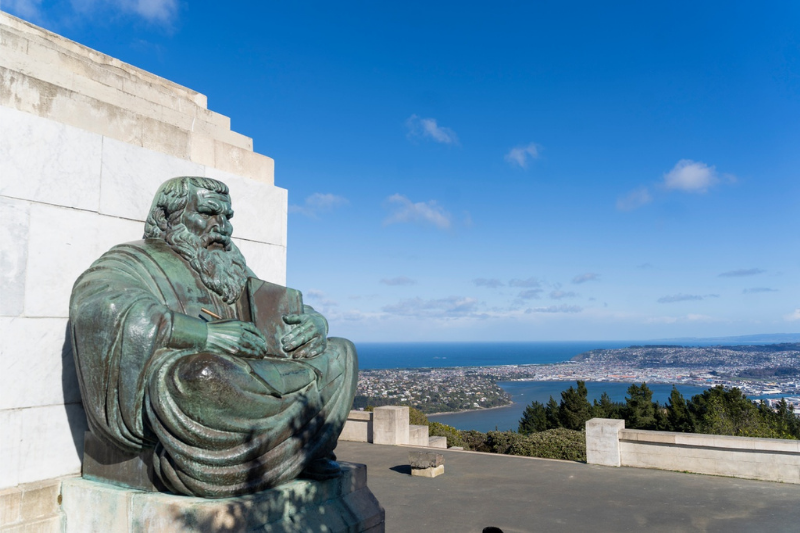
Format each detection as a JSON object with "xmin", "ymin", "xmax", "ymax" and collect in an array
[{"xmin": 180, "ymin": 186, "xmax": 234, "ymax": 250}]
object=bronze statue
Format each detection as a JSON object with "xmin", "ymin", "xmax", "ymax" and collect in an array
[{"xmin": 69, "ymin": 176, "xmax": 357, "ymax": 498}]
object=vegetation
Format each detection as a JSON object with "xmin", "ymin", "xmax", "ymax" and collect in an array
[{"xmin": 517, "ymin": 381, "xmax": 800, "ymax": 440}]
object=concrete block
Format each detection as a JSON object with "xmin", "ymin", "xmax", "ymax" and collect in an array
[
  {"xmin": 60, "ymin": 476, "xmax": 131, "ymax": 532},
  {"xmin": 0, "ymin": 485, "xmax": 22, "ymax": 526},
  {"xmin": 341, "ymin": 415, "xmax": 373, "ymax": 443},
  {"xmin": 232, "ymin": 238, "xmax": 286, "ymax": 287},
  {"xmin": 0, "ymin": 409, "xmax": 22, "ymax": 489},
  {"xmin": 752, "ymin": 437, "xmax": 800, "ymax": 453},
  {"xmin": 0, "ymin": 14, "xmax": 208, "ymax": 110},
  {"xmin": 408, "ymin": 452, "xmax": 443, "ymax": 469},
  {"xmin": 585, "ymin": 418, "xmax": 625, "ymax": 467},
  {"xmin": 0, "ymin": 67, "xmax": 143, "ymax": 149},
  {"xmin": 428, "ymin": 436, "xmax": 447, "ymax": 449},
  {"xmin": 409, "ymin": 424, "xmax": 429, "ymax": 446},
  {"xmin": 24, "ymin": 205, "xmax": 141, "ymax": 317},
  {"xmin": 205, "ymin": 167, "xmax": 287, "ymax": 246},
  {"xmin": 188, "ymin": 133, "xmax": 216, "ymax": 167},
  {"xmin": 18, "ymin": 404, "xmax": 87, "ymax": 484},
  {"xmin": 61, "ymin": 462, "xmax": 384, "ymax": 532},
  {"xmin": 0, "ymin": 106, "xmax": 102, "ymax": 210},
  {"xmin": 19, "ymin": 479, "xmax": 62, "ymax": 525},
  {"xmin": 212, "ymin": 139, "xmax": 274, "ymax": 185},
  {"xmin": 411, "ymin": 465, "xmax": 444, "ymax": 478},
  {"xmin": 372, "ymin": 406, "xmax": 409, "ymax": 445},
  {"xmin": 0, "ymin": 317, "xmax": 76, "ymax": 410},
  {"xmin": 0, "ymin": 196, "xmax": 29, "ymax": 317},
  {"xmin": 98, "ymin": 136, "xmax": 204, "ymax": 221}
]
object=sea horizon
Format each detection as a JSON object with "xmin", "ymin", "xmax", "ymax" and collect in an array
[{"xmin": 355, "ymin": 338, "xmax": 792, "ymax": 371}]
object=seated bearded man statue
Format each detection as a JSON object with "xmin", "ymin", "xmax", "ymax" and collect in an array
[{"xmin": 69, "ymin": 176, "xmax": 357, "ymax": 498}]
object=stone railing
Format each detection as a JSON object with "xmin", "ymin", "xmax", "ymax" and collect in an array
[
  {"xmin": 340, "ymin": 407, "xmax": 447, "ymax": 448},
  {"xmin": 586, "ymin": 418, "xmax": 800, "ymax": 484}
]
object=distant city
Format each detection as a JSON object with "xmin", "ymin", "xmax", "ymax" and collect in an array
[{"xmin": 355, "ymin": 343, "xmax": 800, "ymax": 414}]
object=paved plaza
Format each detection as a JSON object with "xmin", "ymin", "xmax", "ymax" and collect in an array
[{"xmin": 336, "ymin": 441, "xmax": 800, "ymax": 532}]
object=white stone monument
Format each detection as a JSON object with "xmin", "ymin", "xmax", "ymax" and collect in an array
[{"xmin": 0, "ymin": 11, "xmax": 381, "ymax": 531}]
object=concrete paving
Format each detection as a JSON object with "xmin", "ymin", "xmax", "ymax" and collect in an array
[{"xmin": 335, "ymin": 441, "xmax": 800, "ymax": 533}]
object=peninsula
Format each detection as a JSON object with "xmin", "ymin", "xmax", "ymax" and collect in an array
[{"xmin": 354, "ymin": 343, "xmax": 800, "ymax": 414}]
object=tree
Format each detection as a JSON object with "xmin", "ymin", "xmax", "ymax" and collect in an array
[
  {"xmin": 545, "ymin": 396, "xmax": 562, "ymax": 429},
  {"xmin": 689, "ymin": 386, "xmax": 777, "ymax": 438},
  {"xmin": 625, "ymin": 382, "xmax": 657, "ymax": 429},
  {"xmin": 559, "ymin": 381, "xmax": 593, "ymax": 430},
  {"xmin": 519, "ymin": 401, "xmax": 548, "ymax": 435},
  {"xmin": 592, "ymin": 391, "xmax": 623, "ymax": 419},
  {"xmin": 665, "ymin": 386, "xmax": 693, "ymax": 432}
]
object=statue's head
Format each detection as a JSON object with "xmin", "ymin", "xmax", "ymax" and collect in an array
[{"xmin": 144, "ymin": 177, "xmax": 248, "ymax": 303}]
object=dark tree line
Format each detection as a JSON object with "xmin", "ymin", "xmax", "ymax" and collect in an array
[{"xmin": 518, "ymin": 381, "xmax": 800, "ymax": 440}]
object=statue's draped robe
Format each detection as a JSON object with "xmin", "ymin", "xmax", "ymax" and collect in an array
[{"xmin": 69, "ymin": 239, "xmax": 357, "ymax": 498}]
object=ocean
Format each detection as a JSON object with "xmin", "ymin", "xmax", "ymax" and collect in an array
[
  {"xmin": 356, "ymin": 341, "xmax": 635, "ymax": 369},
  {"xmin": 354, "ymin": 341, "xmax": 741, "ymax": 433}
]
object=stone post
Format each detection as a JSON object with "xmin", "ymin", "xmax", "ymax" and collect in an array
[
  {"xmin": 586, "ymin": 418, "xmax": 625, "ymax": 467},
  {"xmin": 372, "ymin": 406, "xmax": 409, "ymax": 445}
]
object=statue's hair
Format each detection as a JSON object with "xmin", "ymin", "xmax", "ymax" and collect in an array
[{"xmin": 144, "ymin": 177, "xmax": 229, "ymax": 239}]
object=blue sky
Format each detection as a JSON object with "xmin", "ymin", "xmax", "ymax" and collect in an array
[{"xmin": 7, "ymin": 1, "xmax": 800, "ymax": 341}]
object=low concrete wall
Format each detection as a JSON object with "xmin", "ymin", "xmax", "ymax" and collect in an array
[
  {"xmin": 341, "ymin": 408, "xmax": 443, "ymax": 449},
  {"xmin": 341, "ymin": 411, "xmax": 373, "ymax": 443},
  {"xmin": 586, "ymin": 418, "xmax": 800, "ymax": 484}
]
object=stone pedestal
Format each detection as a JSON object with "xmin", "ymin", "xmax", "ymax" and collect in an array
[
  {"xmin": 372, "ymin": 406, "xmax": 409, "ymax": 445},
  {"xmin": 61, "ymin": 462, "xmax": 384, "ymax": 532},
  {"xmin": 586, "ymin": 418, "xmax": 625, "ymax": 467}
]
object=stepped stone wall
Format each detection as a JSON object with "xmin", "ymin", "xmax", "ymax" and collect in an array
[{"xmin": 0, "ymin": 9, "xmax": 287, "ymax": 510}]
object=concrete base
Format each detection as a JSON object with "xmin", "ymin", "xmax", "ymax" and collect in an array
[
  {"xmin": 60, "ymin": 462, "xmax": 384, "ymax": 532},
  {"xmin": 428, "ymin": 436, "xmax": 447, "ymax": 449},
  {"xmin": 411, "ymin": 465, "xmax": 444, "ymax": 478}
]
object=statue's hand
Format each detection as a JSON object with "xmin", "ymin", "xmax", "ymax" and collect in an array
[
  {"xmin": 205, "ymin": 320, "xmax": 268, "ymax": 359},
  {"xmin": 281, "ymin": 313, "xmax": 327, "ymax": 359}
]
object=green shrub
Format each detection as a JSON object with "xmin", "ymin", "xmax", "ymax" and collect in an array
[
  {"xmin": 485, "ymin": 429, "xmax": 586, "ymax": 462},
  {"xmin": 409, "ymin": 407, "xmax": 430, "ymax": 426},
  {"xmin": 428, "ymin": 422, "xmax": 467, "ymax": 448},
  {"xmin": 459, "ymin": 430, "xmax": 490, "ymax": 452}
]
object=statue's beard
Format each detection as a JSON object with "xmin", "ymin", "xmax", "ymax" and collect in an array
[{"xmin": 164, "ymin": 223, "xmax": 248, "ymax": 304}]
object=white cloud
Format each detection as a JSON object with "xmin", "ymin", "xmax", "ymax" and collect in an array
[
  {"xmin": 3, "ymin": 0, "xmax": 44, "ymax": 21},
  {"xmin": 517, "ymin": 289, "xmax": 543, "ymax": 300},
  {"xmin": 616, "ymin": 187, "xmax": 652, "ymax": 211},
  {"xmin": 526, "ymin": 305, "xmax": 583, "ymax": 314},
  {"xmin": 504, "ymin": 143, "xmax": 540, "ymax": 168},
  {"xmin": 473, "ymin": 278, "xmax": 504, "ymax": 288},
  {"xmin": 406, "ymin": 115, "xmax": 459, "ymax": 145},
  {"xmin": 70, "ymin": 0, "xmax": 179, "ymax": 24},
  {"xmin": 509, "ymin": 277, "xmax": 541, "ymax": 288},
  {"xmin": 303, "ymin": 289, "xmax": 338, "ymax": 307},
  {"xmin": 572, "ymin": 273, "xmax": 600, "ymax": 284},
  {"xmin": 550, "ymin": 290, "xmax": 577, "ymax": 300},
  {"xmin": 383, "ymin": 194, "xmax": 452, "ymax": 230},
  {"xmin": 380, "ymin": 276, "xmax": 416, "ymax": 286},
  {"xmin": 657, "ymin": 293, "xmax": 719, "ymax": 303},
  {"xmin": 289, "ymin": 193, "xmax": 349, "ymax": 217},
  {"xmin": 382, "ymin": 296, "xmax": 481, "ymax": 318},
  {"xmin": 784, "ymin": 309, "xmax": 800, "ymax": 321},
  {"xmin": 743, "ymin": 287, "xmax": 778, "ymax": 294},
  {"xmin": 718, "ymin": 268, "xmax": 765, "ymax": 277},
  {"xmin": 663, "ymin": 159, "xmax": 719, "ymax": 193}
]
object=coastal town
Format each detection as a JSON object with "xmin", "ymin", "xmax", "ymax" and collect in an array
[{"xmin": 354, "ymin": 344, "xmax": 800, "ymax": 414}]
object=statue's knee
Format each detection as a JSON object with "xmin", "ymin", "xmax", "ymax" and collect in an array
[
  {"xmin": 328, "ymin": 338, "xmax": 358, "ymax": 369},
  {"xmin": 174, "ymin": 353, "xmax": 233, "ymax": 390}
]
